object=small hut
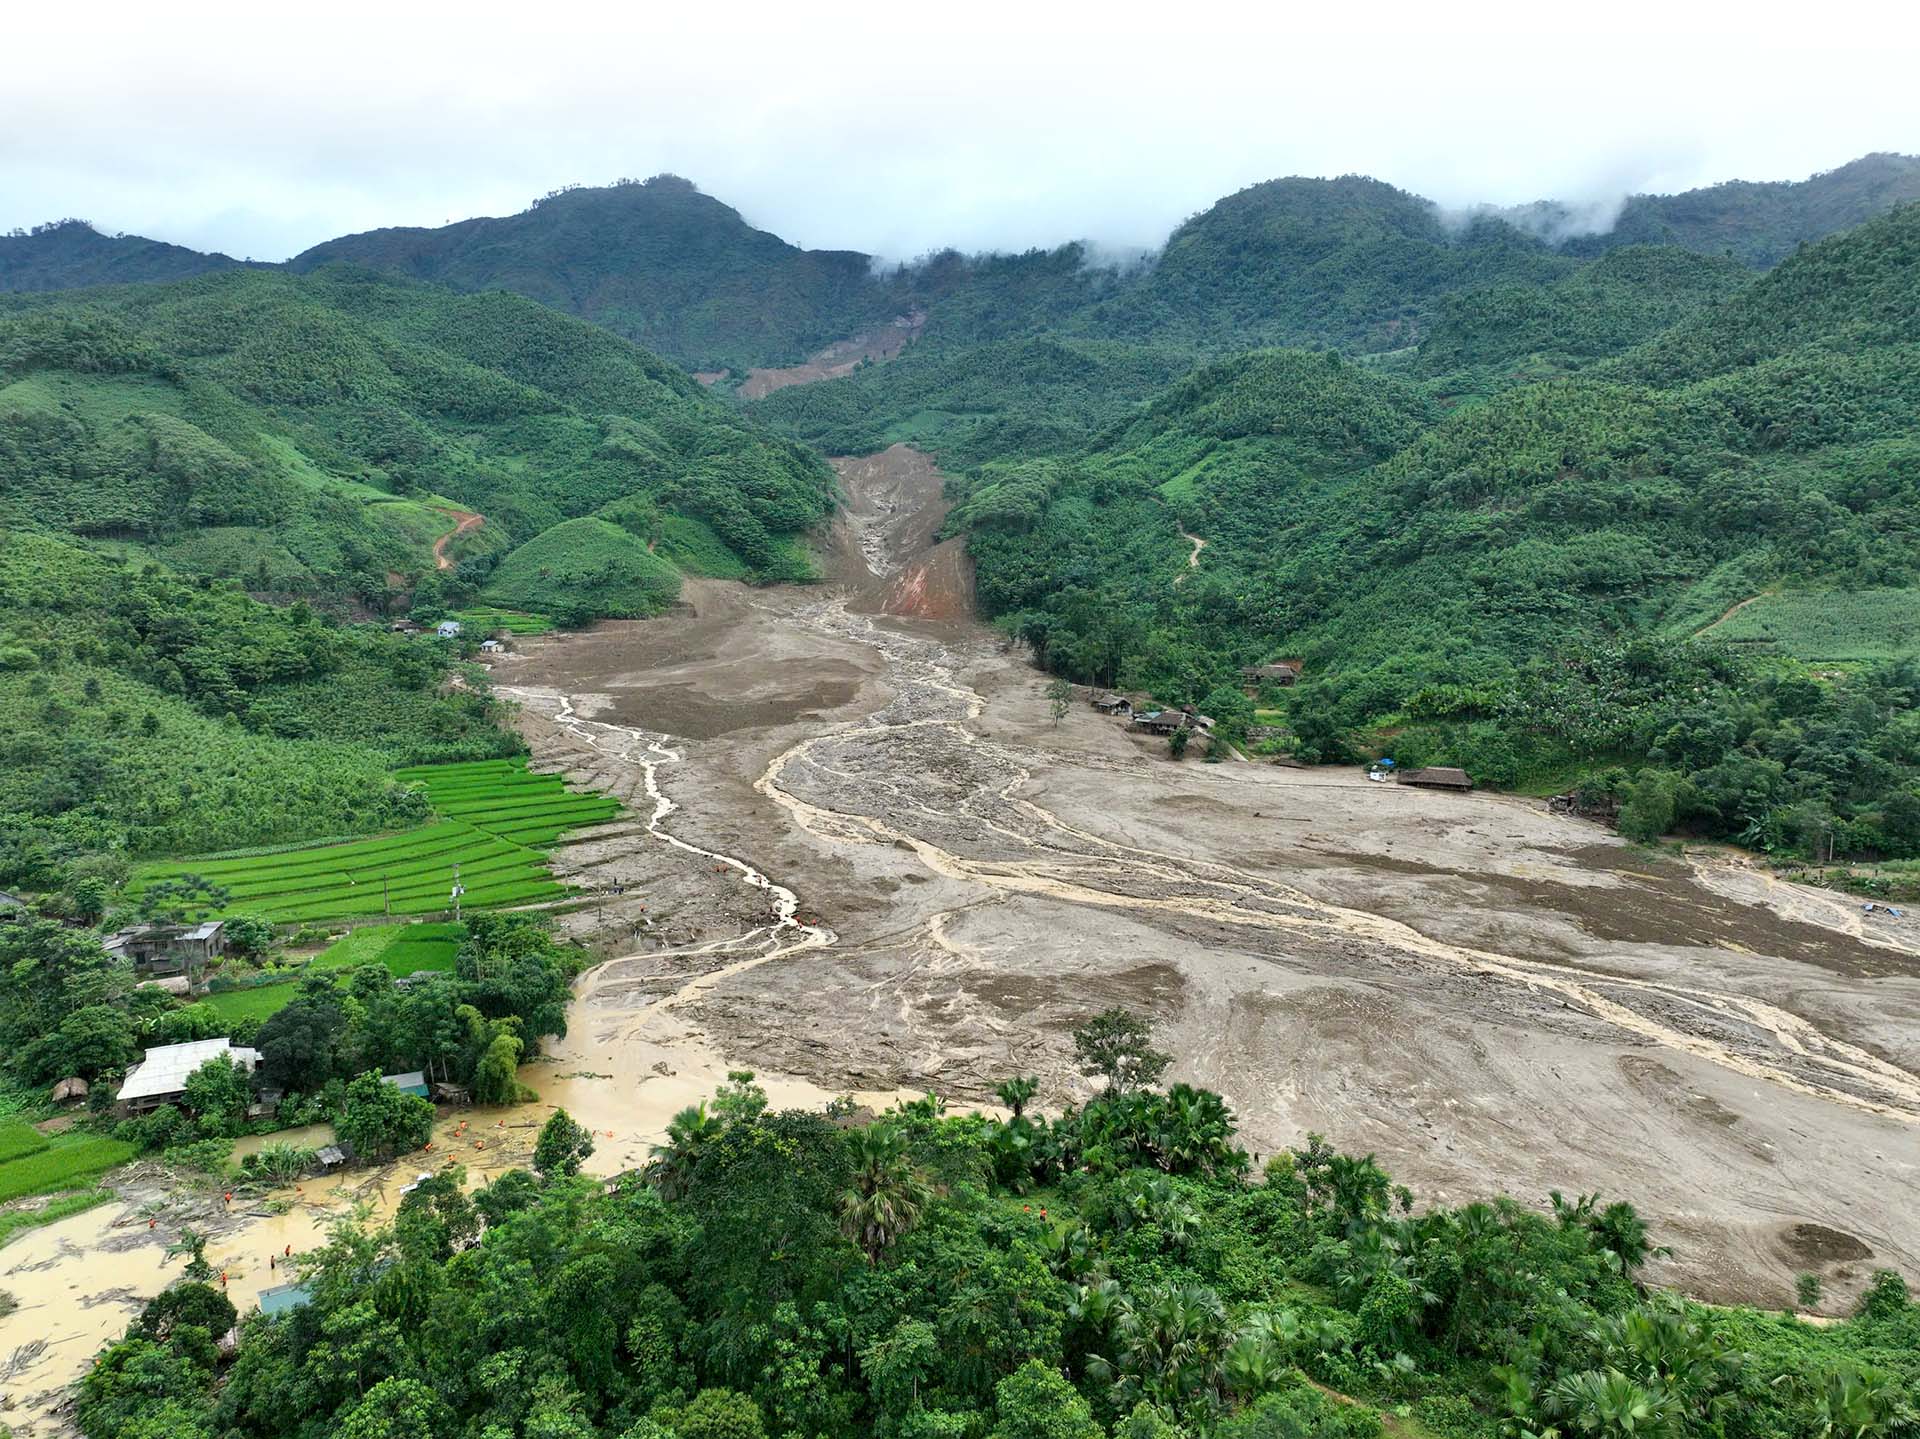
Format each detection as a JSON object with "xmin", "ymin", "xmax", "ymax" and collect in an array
[
  {"xmin": 1399, "ymin": 766, "xmax": 1473, "ymax": 791},
  {"xmin": 1133, "ymin": 709, "xmax": 1188, "ymax": 735},
  {"xmin": 51, "ymin": 1077, "xmax": 89, "ymax": 1105},
  {"xmin": 1240, "ymin": 662, "xmax": 1300, "ymax": 689}
]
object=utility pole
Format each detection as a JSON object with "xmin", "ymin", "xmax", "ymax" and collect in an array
[
  {"xmin": 383, "ymin": 872, "xmax": 391, "ymax": 916},
  {"xmin": 451, "ymin": 863, "xmax": 465, "ymax": 923}
]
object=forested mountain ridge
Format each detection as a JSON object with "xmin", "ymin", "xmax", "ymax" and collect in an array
[
  {"xmin": 0, "ymin": 217, "xmax": 244, "ymax": 291},
  {"xmin": 951, "ymin": 203, "xmax": 1920, "ymax": 858},
  {"xmin": 11, "ymin": 157, "xmax": 1917, "ymax": 376},
  {"xmin": 1564, "ymin": 151, "xmax": 1920, "ymax": 267},
  {"xmin": 0, "ymin": 264, "xmax": 837, "ymax": 612},
  {"xmin": 289, "ymin": 175, "xmax": 899, "ymax": 372}
]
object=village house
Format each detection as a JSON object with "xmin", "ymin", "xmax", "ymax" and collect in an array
[
  {"xmin": 51, "ymin": 1076, "xmax": 89, "ymax": 1105},
  {"xmin": 116, "ymin": 1037, "xmax": 260, "ymax": 1113},
  {"xmin": 381, "ymin": 1071, "xmax": 432, "ymax": 1099},
  {"xmin": 103, "ymin": 920, "xmax": 227, "ymax": 979},
  {"xmin": 389, "ymin": 618, "xmax": 424, "ymax": 636},
  {"xmin": 1241, "ymin": 662, "xmax": 1301, "ymax": 690},
  {"xmin": 0, "ymin": 891, "xmax": 25, "ymax": 922},
  {"xmin": 1089, "ymin": 691, "xmax": 1133, "ymax": 717},
  {"xmin": 436, "ymin": 619, "xmax": 463, "ymax": 639},
  {"xmin": 479, "ymin": 638, "xmax": 504, "ymax": 654},
  {"xmin": 1133, "ymin": 705, "xmax": 1213, "ymax": 736},
  {"xmin": 1399, "ymin": 766, "xmax": 1473, "ymax": 792}
]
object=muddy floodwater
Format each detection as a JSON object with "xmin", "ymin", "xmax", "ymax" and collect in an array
[{"xmin": 9, "ymin": 445, "xmax": 1919, "ymax": 1432}]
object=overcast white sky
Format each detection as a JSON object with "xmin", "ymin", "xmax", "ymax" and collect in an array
[{"xmin": 5, "ymin": 1, "xmax": 1917, "ymax": 263}]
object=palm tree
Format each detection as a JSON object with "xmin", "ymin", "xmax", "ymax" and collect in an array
[
  {"xmin": 1109, "ymin": 1282, "xmax": 1230, "ymax": 1408},
  {"xmin": 1812, "ymin": 1363, "xmax": 1916, "ymax": 1438},
  {"xmin": 839, "ymin": 1124, "xmax": 932, "ymax": 1264},
  {"xmin": 646, "ymin": 1103, "xmax": 723, "ymax": 1200},
  {"xmin": 995, "ymin": 1076, "xmax": 1039, "ymax": 1119},
  {"xmin": 1544, "ymin": 1368, "xmax": 1673, "ymax": 1437}
]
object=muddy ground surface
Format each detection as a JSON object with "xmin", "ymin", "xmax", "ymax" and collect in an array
[
  {"xmin": 484, "ymin": 444, "xmax": 1920, "ymax": 1312},
  {"xmin": 694, "ymin": 311, "xmax": 927, "ymax": 400},
  {"xmin": 11, "ymin": 448, "xmax": 1919, "ymax": 1432}
]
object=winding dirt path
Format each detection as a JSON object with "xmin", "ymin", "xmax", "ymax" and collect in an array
[
  {"xmin": 1174, "ymin": 528, "xmax": 1207, "ymax": 586},
  {"xmin": 431, "ymin": 507, "xmax": 484, "ymax": 570},
  {"xmin": 1696, "ymin": 589, "xmax": 1771, "ymax": 636}
]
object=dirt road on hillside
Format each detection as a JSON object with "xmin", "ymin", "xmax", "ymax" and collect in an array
[
  {"xmin": 476, "ymin": 443, "xmax": 1920, "ymax": 1314},
  {"xmin": 432, "ymin": 506, "xmax": 484, "ymax": 570}
]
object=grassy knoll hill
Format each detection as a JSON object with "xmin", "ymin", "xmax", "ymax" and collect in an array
[
  {"xmin": 953, "ymin": 204, "xmax": 1920, "ymax": 856},
  {"xmin": 0, "ymin": 264, "xmax": 836, "ymax": 606}
]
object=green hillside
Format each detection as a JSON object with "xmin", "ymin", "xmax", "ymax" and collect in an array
[
  {"xmin": 1415, "ymin": 246, "xmax": 1752, "ymax": 390},
  {"xmin": 0, "ymin": 218, "xmax": 242, "ymax": 291},
  {"xmin": 483, "ymin": 516, "xmax": 684, "ymax": 620},
  {"xmin": 956, "ymin": 204, "xmax": 1920, "ymax": 856},
  {"xmin": 0, "ymin": 530, "xmax": 520, "ymax": 890},
  {"xmin": 1568, "ymin": 152, "xmax": 1920, "ymax": 267},
  {"xmin": 1075, "ymin": 175, "xmax": 1574, "ymax": 353},
  {"xmin": 750, "ymin": 336, "xmax": 1197, "ymax": 468},
  {"xmin": 290, "ymin": 176, "xmax": 897, "ymax": 371},
  {"xmin": 0, "ymin": 265, "xmax": 836, "ymax": 602}
]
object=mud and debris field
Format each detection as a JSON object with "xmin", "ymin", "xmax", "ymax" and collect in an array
[
  {"xmin": 493, "ymin": 445, "xmax": 1920, "ymax": 1311},
  {"xmin": 9, "ymin": 448, "xmax": 1918, "ymax": 1433}
]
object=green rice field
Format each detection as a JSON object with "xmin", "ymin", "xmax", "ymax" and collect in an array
[
  {"xmin": 135, "ymin": 759, "xmax": 620, "ymax": 923},
  {"xmin": 454, "ymin": 607, "xmax": 555, "ymax": 635},
  {"xmin": 1705, "ymin": 588, "xmax": 1920, "ymax": 661},
  {"xmin": 202, "ymin": 922, "xmax": 465, "ymax": 1024},
  {"xmin": 0, "ymin": 1131, "xmax": 137, "ymax": 1205}
]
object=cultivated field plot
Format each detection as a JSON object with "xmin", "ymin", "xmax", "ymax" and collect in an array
[
  {"xmin": 136, "ymin": 760, "xmax": 620, "ymax": 923},
  {"xmin": 454, "ymin": 607, "xmax": 555, "ymax": 635},
  {"xmin": 1706, "ymin": 588, "xmax": 1920, "ymax": 660},
  {"xmin": 203, "ymin": 922, "xmax": 465, "ymax": 1024},
  {"xmin": 0, "ymin": 1122, "xmax": 136, "ymax": 1204}
]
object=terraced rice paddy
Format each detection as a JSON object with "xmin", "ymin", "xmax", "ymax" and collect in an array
[
  {"xmin": 136, "ymin": 759, "xmax": 620, "ymax": 923},
  {"xmin": 454, "ymin": 607, "xmax": 555, "ymax": 635}
]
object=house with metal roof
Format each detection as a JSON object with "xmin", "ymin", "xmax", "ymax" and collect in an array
[
  {"xmin": 257, "ymin": 1282, "xmax": 313, "ymax": 1317},
  {"xmin": 103, "ymin": 920, "xmax": 227, "ymax": 978},
  {"xmin": 381, "ymin": 1071, "xmax": 431, "ymax": 1099},
  {"xmin": 116, "ymin": 1038, "xmax": 260, "ymax": 1112}
]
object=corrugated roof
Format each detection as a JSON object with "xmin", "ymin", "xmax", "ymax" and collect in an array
[
  {"xmin": 117, "ymin": 1039, "xmax": 260, "ymax": 1102},
  {"xmin": 381, "ymin": 1071, "xmax": 429, "ymax": 1095},
  {"xmin": 183, "ymin": 921, "xmax": 224, "ymax": 941},
  {"xmin": 257, "ymin": 1282, "xmax": 312, "ymax": 1316}
]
